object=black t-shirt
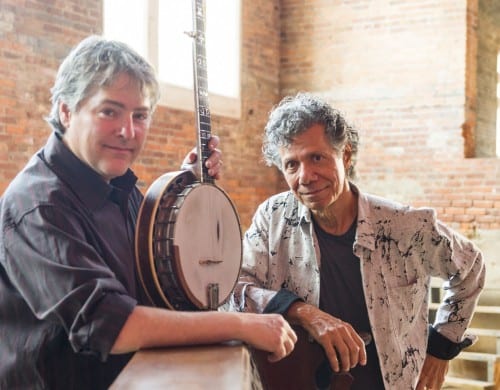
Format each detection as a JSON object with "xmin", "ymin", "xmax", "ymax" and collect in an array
[{"xmin": 314, "ymin": 219, "xmax": 385, "ymax": 390}]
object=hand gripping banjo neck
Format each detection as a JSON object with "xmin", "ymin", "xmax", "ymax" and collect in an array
[{"xmin": 134, "ymin": 0, "xmax": 242, "ymax": 311}]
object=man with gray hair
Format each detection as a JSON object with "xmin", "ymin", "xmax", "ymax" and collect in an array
[
  {"xmin": 0, "ymin": 36, "xmax": 296, "ymax": 389},
  {"xmin": 235, "ymin": 92, "xmax": 485, "ymax": 389}
]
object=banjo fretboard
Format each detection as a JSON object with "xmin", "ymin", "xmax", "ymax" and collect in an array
[{"xmin": 192, "ymin": 0, "xmax": 212, "ymax": 184}]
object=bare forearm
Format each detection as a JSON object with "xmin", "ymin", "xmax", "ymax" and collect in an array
[
  {"xmin": 111, "ymin": 305, "xmax": 297, "ymax": 364},
  {"xmin": 111, "ymin": 305, "xmax": 245, "ymax": 354},
  {"xmin": 285, "ymin": 301, "xmax": 314, "ymax": 326}
]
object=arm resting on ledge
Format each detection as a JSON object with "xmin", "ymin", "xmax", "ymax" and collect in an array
[{"xmin": 111, "ymin": 305, "xmax": 297, "ymax": 362}]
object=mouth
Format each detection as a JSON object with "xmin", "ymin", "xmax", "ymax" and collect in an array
[
  {"xmin": 105, "ymin": 145, "xmax": 134, "ymax": 154},
  {"xmin": 299, "ymin": 186, "xmax": 327, "ymax": 197}
]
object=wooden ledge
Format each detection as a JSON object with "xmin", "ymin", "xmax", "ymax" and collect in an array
[{"xmin": 110, "ymin": 341, "xmax": 262, "ymax": 389}]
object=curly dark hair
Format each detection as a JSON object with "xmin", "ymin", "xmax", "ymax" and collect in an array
[{"xmin": 262, "ymin": 92, "xmax": 359, "ymax": 179}]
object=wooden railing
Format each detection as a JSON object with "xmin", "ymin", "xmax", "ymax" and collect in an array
[{"xmin": 110, "ymin": 341, "xmax": 262, "ymax": 389}]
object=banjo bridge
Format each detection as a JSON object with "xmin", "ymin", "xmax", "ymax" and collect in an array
[{"xmin": 199, "ymin": 258, "xmax": 223, "ymax": 265}]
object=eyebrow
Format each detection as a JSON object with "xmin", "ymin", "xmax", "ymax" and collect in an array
[{"xmin": 101, "ymin": 99, "xmax": 150, "ymax": 112}]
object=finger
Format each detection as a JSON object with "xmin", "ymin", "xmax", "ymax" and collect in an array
[
  {"xmin": 208, "ymin": 135, "xmax": 220, "ymax": 149},
  {"xmin": 358, "ymin": 332, "xmax": 370, "ymax": 365},
  {"xmin": 334, "ymin": 342, "xmax": 352, "ymax": 372},
  {"xmin": 205, "ymin": 150, "xmax": 221, "ymax": 167},
  {"xmin": 287, "ymin": 329, "xmax": 298, "ymax": 351},
  {"xmin": 352, "ymin": 333, "xmax": 367, "ymax": 366},
  {"xmin": 288, "ymin": 327, "xmax": 298, "ymax": 344},
  {"xmin": 207, "ymin": 161, "xmax": 222, "ymax": 179},
  {"xmin": 207, "ymin": 159, "xmax": 222, "ymax": 170},
  {"xmin": 323, "ymin": 343, "xmax": 341, "ymax": 372},
  {"xmin": 414, "ymin": 379, "xmax": 425, "ymax": 390},
  {"xmin": 347, "ymin": 340, "xmax": 362, "ymax": 369},
  {"xmin": 415, "ymin": 377, "xmax": 433, "ymax": 390},
  {"xmin": 267, "ymin": 343, "xmax": 286, "ymax": 363},
  {"xmin": 183, "ymin": 150, "xmax": 197, "ymax": 165}
]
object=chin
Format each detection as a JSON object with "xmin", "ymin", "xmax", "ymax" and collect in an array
[{"xmin": 100, "ymin": 166, "xmax": 129, "ymax": 181}]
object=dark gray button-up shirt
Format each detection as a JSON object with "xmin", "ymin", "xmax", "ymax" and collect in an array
[{"xmin": 0, "ymin": 132, "xmax": 141, "ymax": 389}]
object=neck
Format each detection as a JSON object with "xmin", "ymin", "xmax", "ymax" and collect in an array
[{"xmin": 312, "ymin": 186, "xmax": 358, "ymax": 235}]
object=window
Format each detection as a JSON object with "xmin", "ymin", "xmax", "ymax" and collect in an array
[{"xmin": 103, "ymin": 0, "xmax": 241, "ymax": 117}]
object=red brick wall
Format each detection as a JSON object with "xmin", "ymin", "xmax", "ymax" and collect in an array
[
  {"xmin": 0, "ymin": 0, "xmax": 102, "ymax": 194},
  {"xmin": 280, "ymin": 0, "xmax": 500, "ymax": 233},
  {"xmin": 1, "ymin": 0, "xmax": 500, "ymax": 235},
  {"xmin": 0, "ymin": 0, "xmax": 281, "ymax": 231}
]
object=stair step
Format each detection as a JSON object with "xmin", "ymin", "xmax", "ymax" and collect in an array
[
  {"xmin": 443, "ymin": 376, "xmax": 496, "ymax": 390},
  {"xmin": 450, "ymin": 351, "xmax": 500, "ymax": 382},
  {"xmin": 468, "ymin": 327, "xmax": 500, "ymax": 338},
  {"xmin": 457, "ymin": 351, "xmax": 500, "ymax": 362}
]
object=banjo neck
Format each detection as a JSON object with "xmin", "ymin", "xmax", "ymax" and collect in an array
[{"xmin": 191, "ymin": 0, "xmax": 213, "ymax": 185}]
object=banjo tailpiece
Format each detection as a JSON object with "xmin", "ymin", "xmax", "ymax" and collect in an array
[{"xmin": 134, "ymin": 0, "xmax": 243, "ymax": 311}]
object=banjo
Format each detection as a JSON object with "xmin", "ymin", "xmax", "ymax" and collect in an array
[{"xmin": 135, "ymin": 0, "xmax": 242, "ymax": 311}]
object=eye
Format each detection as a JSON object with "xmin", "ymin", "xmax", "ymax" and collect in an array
[
  {"xmin": 100, "ymin": 108, "xmax": 117, "ymax": 118},
  {"xmin": 312, "ymin": 154, "xmax": 323, "ymax": 163},
  {"xmin": 133, "ymin": 111, "xmax": 150, "ymax": 122},
  {"xmin": 284, "ymin": 160, "xmax": 298, "ymax": 172}
]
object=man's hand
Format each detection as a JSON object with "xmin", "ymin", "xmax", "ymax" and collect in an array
[
  {"xmin": 240, "ymin": 313, "xmax": 298, "ymax": 362},
  {"xmin": 182, "ymin": 135, "xmax": 222, "ymax": 179},
  {"xmin": 286, "ymin": 301, "xmax": 367, "ymax": 373},
  {"xmin": 415, "ymin": 354, "xmax": 449, "ymax": 390}
]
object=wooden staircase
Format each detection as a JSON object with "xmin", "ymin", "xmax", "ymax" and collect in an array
[{"xmin": 429, "ymin": 280, "xmax": 500, "ymax": 390}]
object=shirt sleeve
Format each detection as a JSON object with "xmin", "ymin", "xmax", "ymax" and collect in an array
[
  {"xmin": 263, "ymin": 288, "xmax": 303, "ymax": 314},
  {"xmin": 427, "ymin": 216, "xmax": 485, "ymax": 347},
  {"xmin": 233, "ymin": 200, "xmax": 280, "ymax": 313},
  {"xmin": 426, "ymin": 325, "xmax": 473, "ymax": 360},
  {"xmin": 2, "ymin": 204, "xmax": 137, "ymax": 361}
]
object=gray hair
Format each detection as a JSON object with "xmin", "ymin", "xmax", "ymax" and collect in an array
[
  {"xmin": 46, "ymin": 35, "xmax": 160, "ymax": 133},
  {"xmin": 262, "ymin": 92, "xmax": 359, "ymax": 179}
]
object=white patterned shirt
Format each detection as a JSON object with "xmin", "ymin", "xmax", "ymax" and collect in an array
[{"xmin": 234, "ymin": 184, "xmax": 485, "ymax": 389}]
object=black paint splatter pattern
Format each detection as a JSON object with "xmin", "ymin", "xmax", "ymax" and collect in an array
[{"xmin": 234, "ymin": 186, "xmax": 485, "ymax": 389}]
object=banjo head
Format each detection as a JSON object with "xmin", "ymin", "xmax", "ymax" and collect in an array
[
  {"xmin": 172, "ymin": 184, "xmax": 242, "ymax": 309},
  {"xmin": 135, "ymin": 171, "xmax": 242, "ymax": 311}
]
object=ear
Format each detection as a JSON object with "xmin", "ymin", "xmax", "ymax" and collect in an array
[
  {"xmin": 342, "ymin": 144, "xmax": 352, "ymax": 168},
  {"xmin": 58, "ymin": 102, "xmax": 72, "ymax": 130}
]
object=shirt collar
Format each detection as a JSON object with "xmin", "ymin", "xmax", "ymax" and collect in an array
[
  {"xmin": 40, "ymin": 131, "xmax": 138, "ymax": 211},
  {"xmin": 289, "ymin": 182, "xmax": 377, "ymax": 251},
  {"xmin": 352, "ymin": 183, "xmax": 377, "ymax": 251}
]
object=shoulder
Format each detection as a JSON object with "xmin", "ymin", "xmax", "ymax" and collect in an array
[
  {"xmin": 356, "ymin": 190, "xmax": 441, "ymax": 242},
  {"xmin": 361, "ymin": 191, "xmax": 437, "ymax": 223},
  {"xmin": 1, "ymin": 153, "xmax": 72, "ymax": 226}
]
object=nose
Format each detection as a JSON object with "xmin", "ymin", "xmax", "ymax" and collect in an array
[
  {"xmin": 119, "ymin": 114, "xmax": 135, "ymax": 139},
  {"xmin": 298, "ymin": 163, "xmax": 316, "ymax": 185}
]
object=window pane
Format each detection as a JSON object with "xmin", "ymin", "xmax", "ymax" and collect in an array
[
  {"xmin": 103, "ymin": 0, "xmax": 147, "ymax": 58},
  {"xmin": 206, "ymin": 0, "xmax": 240, "ymax": 98},
  {"xmin": 158, "ymin": 0, "xmax": 240, "ymax": 98},
  {"xmin": 158, "ymin": 2, "xmax": 193, "ymax": 90}
]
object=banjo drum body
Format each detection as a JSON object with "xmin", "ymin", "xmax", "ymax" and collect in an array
[{"xmin": 135, "ymin": 170, "xmax": 242, "ymax": 311}]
